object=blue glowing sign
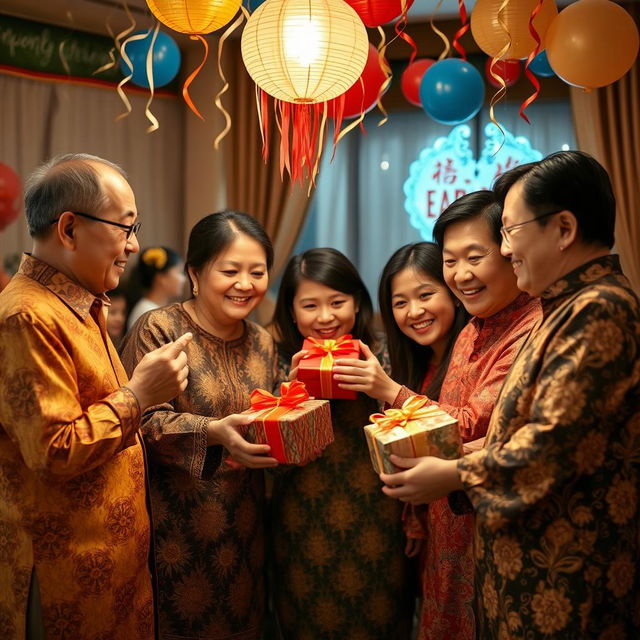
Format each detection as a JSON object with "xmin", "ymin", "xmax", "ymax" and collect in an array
[{"xmin": 403, "ymin": 123, "xmax": 543, "ymax": 241}]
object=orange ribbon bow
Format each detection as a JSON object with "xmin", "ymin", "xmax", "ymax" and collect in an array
[
  {"xmin": 302, "ymin": 334, "xmax": 358, "ymax": 397},
  {"xmin": 250, "ymin": 380, "xmax": 310, "ymax": 411},
  {"xmin": 369, "ymin": 395, "xmax": 438, "ymax": 433}
]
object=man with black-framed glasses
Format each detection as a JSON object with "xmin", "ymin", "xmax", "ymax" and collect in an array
[{"xmin": 0, "ymin": 153, "xmax": 192, "ymax": 639}]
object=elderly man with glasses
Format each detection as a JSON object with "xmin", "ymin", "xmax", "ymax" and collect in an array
[{"xmin": 0, "ymin": 153, "xmax": 192, "ymax": 639}]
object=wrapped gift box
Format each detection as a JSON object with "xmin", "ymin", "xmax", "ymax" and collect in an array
[
  {"xmin": 364, "ymin": 395, "xmax": 462, "ymax": 474},
  {"xmin": 243, "ymin": 381, "xmax": 333, "ymax": 465},
  {"xmin": 297, "ymin": 334, "xmax": 361, "ymax": 400}
]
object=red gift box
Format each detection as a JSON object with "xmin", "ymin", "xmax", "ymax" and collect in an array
[
  {"xmin": 297, "ymin": 334, "xmax": 361, "ymax": 400},
  {"xmin": 244, "ymin": 380, "xmax": 333, "ymax": 464}
]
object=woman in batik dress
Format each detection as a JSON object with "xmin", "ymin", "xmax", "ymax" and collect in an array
[
  {"xmin": 120, "ymin": 211, "xmax": 282, "ymax": 640},
  {"xmin": 269, "ymin": 248, "xmax": 413, "ymax": 640}
]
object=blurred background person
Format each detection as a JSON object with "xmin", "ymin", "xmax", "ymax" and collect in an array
[{"xmin": 106, "ymin": 286, "xmax": 128, "ymax": 348}]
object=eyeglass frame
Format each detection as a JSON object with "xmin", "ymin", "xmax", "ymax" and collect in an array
[
  {"xmin": 51, "ymin": 211, "xmax": 141, "ymax": 240},
  {"xmin": 500, "ymin": 209, "xmax": 562, "ymax": 246}
]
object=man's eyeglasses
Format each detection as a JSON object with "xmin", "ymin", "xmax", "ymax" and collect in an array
[
  {"xmin": 51, "ymin": 211, "xmax": 141, "ymax": 240},
  {"xmin": 500, "ymin": 210, "xmax": 561, "ymax": 246}
]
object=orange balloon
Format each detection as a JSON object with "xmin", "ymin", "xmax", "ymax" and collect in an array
[
  {"xmin": 471, "ymin": 0, "xmax": 558, "ymax": 60},
  {"xmin": 546, "ymin": 0, "xmax": 639, "ymax": 89}
]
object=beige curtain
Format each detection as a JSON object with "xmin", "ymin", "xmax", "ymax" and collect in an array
[
  {"xmin": 220, "ymin": 39, "xmax": 315, "ymax": 280},
  {"xmin": 570, "ymin": 3, "xmax": 640, "ymax": 292},
  {"xmin": 0, "ymin": 73, "xmax": 184, "ymax": 261}
]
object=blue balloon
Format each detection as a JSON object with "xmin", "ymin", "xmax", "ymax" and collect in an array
[
  {"xmin": 528, "ymin": 50, "xmax": 555, "ymax": 78},
  {"xmin": 419, "ymin": 59, "xmax": 485, "ymax": 126},
  {"xmin": 119, "ymin": 30, "xmax": 181, "ymax": 89}
]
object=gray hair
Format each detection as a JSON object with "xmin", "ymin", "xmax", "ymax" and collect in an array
[{"xmin": 24, "ymin": 153, "xmax": 128, "ymax": 238}]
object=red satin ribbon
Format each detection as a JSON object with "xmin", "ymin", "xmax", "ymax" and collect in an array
[
  {"xmin": 250, "ymin": 380, "xmax": 310, "ymax": 462},
  {"xmin": 452, "ymin": 0, "xmax": 469, "ymax": 61}
]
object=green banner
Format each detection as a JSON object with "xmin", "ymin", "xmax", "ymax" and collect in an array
[{"xmin": 0, "ymin": 14, "xmax": 122, "ymax": 82}]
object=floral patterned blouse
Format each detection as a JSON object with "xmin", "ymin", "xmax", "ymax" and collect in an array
[{"xmin": 459, "ymin": 255, "xmax": 640, "ymax": 639}]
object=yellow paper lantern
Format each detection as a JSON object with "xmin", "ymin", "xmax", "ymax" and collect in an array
[
  {"xmin": 471, "ymin": 0, "xmax": 558, "ymax": 60},
  {"xmin": 241, "ymin": 0, "xmax": 369, "ymax": 104},
  {"xmin": 146, "ymin": 0, "xmax": 242, "ymax": 34}
]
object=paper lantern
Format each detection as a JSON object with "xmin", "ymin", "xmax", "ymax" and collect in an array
[
  {"xmin": 471, "ymin": 0, "xmax": 558, "ymax": 60},
  {"xmin": 241, "ymin": 0, "xmax": 369, "ymax": 103},
  {"xmin": 343, "ymin": 0, "xmax": 414, "ymax": 28},
  {"xmin": 546, "ymin": 0, "xmax": 639, "ymax": 89},
  {"xmin": 145, "ymin": 0, "xmax": 241, "ymax": 34}
]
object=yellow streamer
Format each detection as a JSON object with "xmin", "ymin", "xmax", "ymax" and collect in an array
[
  {"xmin": 143, "ymin": 21, "xmax": 160, "ymax": 133},
  {"xmin": 114, "ymin": 1, "xmax": 137, "ymax": 121},
  {"xmin": 309, "ymin": 101, "xmax": 329, "ymax": 194},
  {"xmin": 93, "ymin": 18, "xmax": 117, "ymax": 76},
  {"xmin": 487, "ymin": 0, "xmax": 512, "ymax": 153},
  {"xmin": 214, "ymin": 10, "xmax": 246, "ymax": 149},
  {"xmin": 376, "ymin": 26, "xmax": 392, "ymax": 127},
  {"xmin": 116, "ymin": 30, "xmax": 150, "ymax": 121},
  {"xmin": 429, "ymin": 0, "xmax": 450, "ymax": 61}
]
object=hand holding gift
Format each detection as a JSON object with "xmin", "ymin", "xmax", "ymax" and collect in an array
[
  {"xmin": 364, "ymin": 395, "xmax": 463, "ymax": 475},
  {"xmin": 296, "ymin": 334, "xmax": 361, "ymax": 399},
  {"xmin": 243, "ymin": 380, "xmax": 333, "ymax": 465}
]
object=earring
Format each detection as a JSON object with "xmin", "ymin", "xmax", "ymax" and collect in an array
[{"xmin": 193, "ymin": 286, "xmax": 198, "ymax": 296}]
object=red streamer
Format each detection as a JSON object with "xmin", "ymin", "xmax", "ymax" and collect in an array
[
  {"xmin": 452, "ymin": 0, "xmax": 470, "ymax": 60},
  {"xmin": 520, "ymin": 0, "xmax": 544, "ymax": 124}
]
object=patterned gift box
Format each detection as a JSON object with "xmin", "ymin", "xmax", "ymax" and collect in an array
[
  {"xmin": 297, "ymin": 334, "xmax": 361, "ymax": 400},
  {"xmin": 364, "ymin": 395, "xmax": 462, "ymax": 474},
  {"xmin": 243, "ymin": 380, "xmax": 333, "ymax": 465}
]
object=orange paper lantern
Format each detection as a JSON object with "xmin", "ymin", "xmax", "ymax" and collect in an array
[
  {"xmin": 471, "ymin": 0, "xmax": 558, "ymax": 60},
  {"xmin": 145, "ymin": 0, "xmax": 241, "ymax": 34},
  {"xmin": 241, "ymin": 0, "xmax": 369, "ymax": 103},
  {"xmin": 545, "ymin": 0, "xmax": 639, "ymax": 90}
]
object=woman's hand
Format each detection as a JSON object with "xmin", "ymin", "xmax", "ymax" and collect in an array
[
  {"xmin": 404, "ymin": 537, "xmax": 424, "ymax": 558},
  {"xmin": 380, "ymin": 456, "xmax": 463, "ymax": 504},
  {"xmin": 207, "ymin": 414, "xmax": 279, "ymax": 468},
  {"xmin": 332, "ymin": 342, "xmax": 401, "ymax": 404},
  {"xmin": 288, "ymin": 349, "xmax": 309, "ymax": 381}
]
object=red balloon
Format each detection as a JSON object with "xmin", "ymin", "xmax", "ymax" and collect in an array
[
  {"xmin": 328, "ymin": 43, "xmax": 388, "ymax": 120},
  {"xmin": 0, "ymin": 163, "xmax": 21, "ymax": 228},
  {"xmin": 343, "ymin": 0, "xmax": 414, "ymax": 28},
  {"xmin": 485, "ymin": 57, "xmax": 521, "ymax": 88},
  {"xmin": 401, "ymin": 58, "xmax": 435, "ymax": 107}
]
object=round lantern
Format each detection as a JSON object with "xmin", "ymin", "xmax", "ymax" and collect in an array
[
  {"xmin": 119, "ymin": 30, "xmax": 181, "ymax": 88},
  {"xmin": 401, "ymin": 58, "xmax": 435, "ymax": 107},
  {"xmin": 328, "ymin": 43, "xmax": 388, "ymax": 119},
  {"xmin": 343, "ymin": 0, "xmax": 415, "ymax": 28},
  {"xmin": 528, "ymin": 50, "xmax": 555, "ymax": 77},
  {"xmin": 241, "ymin": 0, "xmax": 369, "ymax": 103},
  {"xmin": 420, "ymin": 59, "xmax": 485, "ymax": 125},
  {"xmin": 145, "ymin": 0, "xmax": 241, "ymax": 34},
  {"xmin": 546, "ymin": 0, "xmax": 639, "ymax": 90},
  {"xmin": 485, "ymin": 58, "xmax": 521, "ymax": 88},
  {"xmin": 471, "ymin": 0, "xmax": 558, "ymax": 60}
]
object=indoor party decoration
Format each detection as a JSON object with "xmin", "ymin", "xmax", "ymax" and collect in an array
[
  {"xmin": 241, "ymin": 0, "xmax": 369, "ymax": 182},
  {"xmin": 470, "ymin": 0, "xmax": 558, "ymax": 60},
  {"xmin": 528, "ymin": 50, "xmax": 555, "ymax": 77},
  {"xmin": 119, "ymin": 29, "xmax": 181, "ymax": 88},
  {"xmin": 0, "ymin": 162, "xmax": 21, "ymax": 231},
  {"xmin": 343, "ymin": 0, "xmax": 414, "ymax": 28},
  {"xmin": 145, "ymin": 0, "xmax": 243, "ymax": 127},
  {"xmin": 545, "ymin": 0, "xmax": 639, "ymax": 90},
  {"xmin": 401, "ymin": 58, "xmax": 435, "ymax": 107},
  {"xmin": 485, "ymin": 57, "xmax": 521, "ymax": 88},
  {"xmin": 419, "ymin": 58, "xmax": 485, "ymax": 126},
  {"xmin": 327, "ymin": 43, "xmax": 388, "ymax": 120}
]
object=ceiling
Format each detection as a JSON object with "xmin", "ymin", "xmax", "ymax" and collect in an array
[{"xmin": 0, "ymin": 0, "xmax": 584, "ymax": 38}]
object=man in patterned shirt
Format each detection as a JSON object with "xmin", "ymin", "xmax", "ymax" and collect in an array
[{"xmin": 0, "ymin": 153, "xmax": 191, "ymax": 639}]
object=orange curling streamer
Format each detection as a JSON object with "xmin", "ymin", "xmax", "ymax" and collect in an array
[
  {"xmin": 520, "ymin": 0, "xmax": 544, "ymax": 124},
  {"xmin": 452, "ymin": 0, "xmax": 470, "ymax": 61},
  {"xmin": 182, "ymin": 34, "xmax": 209, "ymax": 121}
]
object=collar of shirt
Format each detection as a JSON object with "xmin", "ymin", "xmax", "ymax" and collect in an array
[
  {"xmin": 541, "ymin": 254, "xmax": 622, "ymax": 303},
  {"xmin": 470, "ymin": 291, "xmax": 536, "ymax": 341},
  {"xmin": 18, "ymin": 253, "xmax": 107, "ymax": 321}
]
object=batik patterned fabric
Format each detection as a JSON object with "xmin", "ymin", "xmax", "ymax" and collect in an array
[
  {"xmin": 120, "ymin": 304, "xmax": 281, "ymax": 640},
  {"xmin": 395, "ymin": 292, "xmax": 541, "ymax": 640},
  {"xmin": 458, "ymin": 255, "xmax": 640, "ymax": 639},
  {"xmin": 0, "ymin": 254, "xmax": 152, "ymax": 639},
  {"xmin": 270, "ymin": 344, "xmax": 414, "ymax": 640}
]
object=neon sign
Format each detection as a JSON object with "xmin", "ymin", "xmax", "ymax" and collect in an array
[{"xmin": 403, "ymin": 123, "xmax": 543, "ymax": 241}]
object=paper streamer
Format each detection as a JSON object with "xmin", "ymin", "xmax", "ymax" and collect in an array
[{"xmin": 520, "ymin": 0, "xmax": 544, "ymax": 124}]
